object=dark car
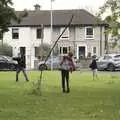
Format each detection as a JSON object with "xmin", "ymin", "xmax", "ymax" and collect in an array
[{"xmin": 0, "ymin": 55, "xmax": 18, "ymax": 71}]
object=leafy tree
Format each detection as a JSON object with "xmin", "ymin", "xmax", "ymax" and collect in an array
[
  {"xmin": 53, "ymin": 44, "xmax": 59, "ymax": 56},
  {"xmin": 0, "ymin": 43, "xmax": 12, "ymax": 56},
  {"xmin": 0, "ymin": 0, "xmax": 17, "ymax": 38},
  {"xmin": 0, "ymin": 0, "xmax": 28, "ymax": 39},
  {"xmin": 98, "ymin": 0, "xmax": 120, "ymax": 41},
  {"xmin": 35, "ymin": 44, "xmax": 51, "ymax": 60}
]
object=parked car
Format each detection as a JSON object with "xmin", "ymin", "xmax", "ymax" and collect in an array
[
  {"xmin": 38, "ymin": 56, "xmax": 61, "ymax": 70},
  {"xmin": 96, "ymin": 54, "xmax": 120, "ymax": 71},
  {"xmin": 38, "ymin": 56, "xmax": 80, "ymax": 70},
  {"xmin": 0, "ymin": 55, "xmax": 18, "ymax": 71}
]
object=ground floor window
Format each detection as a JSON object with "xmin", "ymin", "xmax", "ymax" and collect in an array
[
  {"xmin": 63, "ymin": 47, "xmax": 67, "ymax": 54},
  {"xmin": 60, "ymin": 46, "xmax": 71, "ymax": 55},
  {"xmin": 78, "ymin": 46, "xmax": 85, "ymax": 58}
]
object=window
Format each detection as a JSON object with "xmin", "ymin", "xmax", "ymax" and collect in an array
[
  {"xmin": 63, "ymin": 47, "xmax": 67, "ymax": 54},
  {"xmin": 93, "ymin": 47, "xmax": 96, "ymax": 54},
  {"xmin": 60, "ymin": 47, "xmax": 62, "ymax": 54},
  {"xmin": 114, "ymin": 55, "xmax": 120, "ymax": 58},
  {"xmin": 59, "ymin": 46, "xmax": 71, "ymax": 54},
  {"xmin": 12, "ymin": 28, "xmax": 19, "ymax": 39},
  {"xmin": 35, "ymin": 47, "xmax": 39, "ymax": 57},
  {"xmin": 36, "ymin": 28, "xmax": 42, "ymax": 39},
  {"xmin": 60, "ymin": 27, "xmax": 69, "ymax": 39},
  {"xmin": 86, "ymin": 27, "xmax": 94, "ymax": 38}
]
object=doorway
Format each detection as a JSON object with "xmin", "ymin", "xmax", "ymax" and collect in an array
[
  {"xmin": 20, "ymin": 47, "xmax": 26, "ymax": 68},
  {"xmin": 78, "ymin": 46, "xmax": 85, "ymax": 58}
]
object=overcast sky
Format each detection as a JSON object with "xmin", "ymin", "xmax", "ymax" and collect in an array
[{"xmin": 12, "ymin": 0, "xmax": 107, "ymax": 13}]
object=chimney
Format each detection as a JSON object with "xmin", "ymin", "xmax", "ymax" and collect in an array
[{"xmin": 34, "ymin": 4, "xmax": 41, "ymax": 11}]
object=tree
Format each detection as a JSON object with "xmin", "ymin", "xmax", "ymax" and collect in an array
[
  {"xmin": 35, "ymin": 44, "xmax": 51, "ymax": 60},
  {"xmin": 53, "ymin": 44, "xmax": 59, "ymax": 56},
  {"xmin": 0, "ymin": 0, "xmax": 17, "ymax": 39},
  {"xmin": 0, "ymin": 43, "xmax": 12, "ymax": 56},
  {"xmin": 98, "ymin": 0, "xmax": 120, "ymax": 41}
]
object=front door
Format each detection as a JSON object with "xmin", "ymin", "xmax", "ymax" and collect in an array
[
  {"xmin": 79, "ymin": 46, "xmax": 85, "ymax": 59},
  {"xmin": 20, "ymin": 47, "xmax": 26, "ymax": 68}
]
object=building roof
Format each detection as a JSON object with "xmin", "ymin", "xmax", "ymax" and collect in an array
[{"xmin": 10, "ymin": 9, "xmax": 107, "ymax": 27}]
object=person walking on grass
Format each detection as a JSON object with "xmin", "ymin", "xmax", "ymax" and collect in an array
[
  {"xmin": 60, "ymin": 52, "xmax": 75, "ymax": 93},
  {"xmin": 89, "ymin": 55, "xmax": 99, "ymax": 80},
  {"xmin": 13, "ymin": 53, "xmax": 29, "ymax": 82}
]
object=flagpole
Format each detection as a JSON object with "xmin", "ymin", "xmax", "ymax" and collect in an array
[{"xmin": 50, "ymin": 0, "xmax": 53, "ymax": 70}]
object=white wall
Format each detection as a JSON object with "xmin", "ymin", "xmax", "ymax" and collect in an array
[
  {"xmin": 43, "ymin": 27, "xmax": 51, "ymax": 44},
  {"xmin": 3, "ymin": 25, "xmax": 106, "ymax": 69},
  {"xmin": 3, "ymin": 27, "xmax": 41, "ymax": 69}
]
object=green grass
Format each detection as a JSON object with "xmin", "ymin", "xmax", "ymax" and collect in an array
[{"xmin": 0, "ymin": 71, "xmax": 120, "ymax": 120}]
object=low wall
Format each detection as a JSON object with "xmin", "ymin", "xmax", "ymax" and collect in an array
[{"xmin": 78, "ymin": 58, "xmax": 92, "ymax": 69}]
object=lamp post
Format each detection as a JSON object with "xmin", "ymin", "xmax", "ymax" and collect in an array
[{"xmin": 50, "ymin": 0, "xmax": 53, "ymax": 70}]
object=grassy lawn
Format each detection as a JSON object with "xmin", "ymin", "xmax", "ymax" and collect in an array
[{"xmin": 0, "ymin": 71, "xmax": 120, "ymax": 120}]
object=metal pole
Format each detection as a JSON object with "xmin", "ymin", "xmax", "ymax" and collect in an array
[
  {"xmin": 41, "ymin": 24, "xmax": 44, "ymax": 60},
  {"xmin": 50, "ymin": 0, "xmax": 53, "ymax": 70}
]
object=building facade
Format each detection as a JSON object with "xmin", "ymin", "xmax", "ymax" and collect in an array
[{"xmin": 3, "ymin": 9, "xmax": 108, "ymax": 69}]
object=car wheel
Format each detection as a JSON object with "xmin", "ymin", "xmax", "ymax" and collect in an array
[
  {"xmin": 39, "ymin": 64, "xmax": 47, "ymax": 70},
  {"xmin": 107, "ymin": 64, "xmax": 115, "ymax": 71}
]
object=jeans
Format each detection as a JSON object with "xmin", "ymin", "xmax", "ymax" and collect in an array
[
  {"xmin": 61, "ymin": 69, "xmax": 70, "ymax": 92},
  {"xmin": 16, "ymin": 67, "xmax": 29, "ymax": 81}
]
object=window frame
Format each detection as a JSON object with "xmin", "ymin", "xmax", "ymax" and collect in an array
[
  {"xmin": 63, "ymin": 47, "xmax": 68, "ymax": 54},
  {"xmin": 12, "ymin": 28, "xmax": 19, "ymax": 39},
  {"xmin": 60, "ymin": 27, "xmax": 69, "ymax": 39},
  {"xmin": 36, "ymin": 28, "xmax": 42, "ymax": 39},
  {"xmin": 85, "ymin": 26, "xmax": 94, "ymax": 39}
]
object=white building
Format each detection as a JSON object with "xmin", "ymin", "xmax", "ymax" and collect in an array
[{"xmin": 3, "ymin": 7, "xmax": 108, "ymax": 69}]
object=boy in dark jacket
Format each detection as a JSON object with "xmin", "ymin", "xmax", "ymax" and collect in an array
[
  {"xmin": 89, "ymin": 55, "xmax": 99, "ymax": 80},
  {"xmin": 13, "ymin": 53, "xmax": 29, "ymax": 82}
]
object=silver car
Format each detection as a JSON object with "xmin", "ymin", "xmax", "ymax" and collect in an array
[
  {"xmin": 97, "ymin": 54, "xmax": 120, "ymax": 71},
  {"xmin": 38, "ymin": 56, "xmax": 80, "ymax": 70},
  {"xmin": 38, "ymin": 56, "xmax": 61, "ymax": 70}
]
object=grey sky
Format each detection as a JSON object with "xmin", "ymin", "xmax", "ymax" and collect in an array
[{"xmin": 12, "ymin": 0, "xmax": 106, "ymax": 13}]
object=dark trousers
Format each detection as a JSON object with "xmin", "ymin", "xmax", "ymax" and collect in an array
[
  {"xmin": 61, "ymin": 69, "xmax": 70, "ymax": 92},
  {"xmin": 16, "ymin": 67, "xmax": 29, "ymax": 81}
]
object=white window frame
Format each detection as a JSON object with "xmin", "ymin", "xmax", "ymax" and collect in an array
[
  {"xmin": 77, "ymin": 44, "xmax": 87, "ymax": 59},
  {"xmin": 59, "ymin": 46, "xmax": 71, "ymax": 55},
  {"xmin": 85, "ymin": 26, "xmax": 94, "ymax": 39},
  {"xmin": 12, "ymin": 28, "xmax": 19, "ymax": 39},
  {"xmin": 60, "ymin": 27, "xmax": 69, "ymax": 39}
]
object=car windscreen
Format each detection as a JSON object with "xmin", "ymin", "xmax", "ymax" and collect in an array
[
  {"xmin": 114, "ymin": 55, "xmax": 120, "ymax": 58},
  {"xmin": 3, "ymin": 56, "xmax": 12, "ymax": 61}
]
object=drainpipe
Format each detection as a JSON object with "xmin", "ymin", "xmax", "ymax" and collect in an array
[
  {"xmin": 100, "ymin": 26, "xmax": 102, "ymax": 56},
  {"xmin": 105, "ymin": 26, "xmax": 109, "ymax": 53}
]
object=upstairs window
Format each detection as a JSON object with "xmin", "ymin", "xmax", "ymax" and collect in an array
[
  {"xmin": 36, "ymin": 28, "xmax": 42, "ymax": 39},
  {"xmin": 85, "ymin": 27, "xmax": 94, "ymax": 39},
  {"xmin": 12, "ymin": 28, "xmax": 19, "ymax": 39},
  {"xmin": 60, "ymin": 27, "xmax": 69, "ymax": 39}
]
